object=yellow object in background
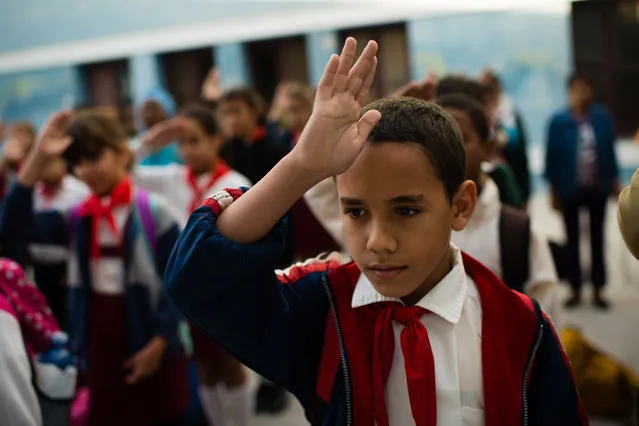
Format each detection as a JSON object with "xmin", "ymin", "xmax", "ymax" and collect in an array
[{"xmin": 561, "ymin": 327, "xmax": 638, "ymax": 420}]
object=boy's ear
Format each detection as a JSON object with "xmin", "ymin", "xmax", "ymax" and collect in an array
[{"xmin": 451, "ymin": 180, "xmax": 477, "ymax": 232}]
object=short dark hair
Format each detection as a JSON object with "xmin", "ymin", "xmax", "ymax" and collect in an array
[
  {"xmin": 568, "ymin": 72, "xmax": 591, "ymax": 89},
  {"xmin": 178, "ymin": 104, "xmax": 220, "ymax": 136},
  {"xmin": 64, "ymin": 112, "xmax": 127, "ymax": 166},
  {"xmin": 362, "ymin": 97, "xmax": 465, "ymax": 202},
  {"xmin": 482, "ymin": 71, "xmax": 502, "ymax": 90},
  {"xmin": 436, "ymin": 76, "xmax": 468, "ymax": 98},
  {"xmin": 437, "ymin": 93, "xmax": 491, "ymax": 142},
  {"xmin": 436, "ymin": 76, "xmax": 491, "ymax": 106},
  {"xmin": 220, "ymin": 87, "xmax": 267, "ymax": 122}
]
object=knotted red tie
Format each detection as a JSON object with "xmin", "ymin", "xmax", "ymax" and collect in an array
[
  {"xmin": 186, "ymin": 160, "xmax": 230, "ymax": 213},
  {"xmin": 372, "ymin": 304, "xmax": 437, "ymax": 426},
  {"xmin": 79, "ymin": 177, "xmax": 132, "ymax": 259}
]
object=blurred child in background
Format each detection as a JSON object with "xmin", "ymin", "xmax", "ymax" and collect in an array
[
  {"xmin": 1, "ymin": 111, "xmax": 189, "ymax": 426},
  {"xmin": 133, "ymin": 104, "xmax": 256, "ymax": 426},
  {"xmin": 133, "ymin": 87, "xmax": 183, "ymax": 167}
]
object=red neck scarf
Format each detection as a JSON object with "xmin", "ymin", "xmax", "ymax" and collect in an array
[
  {"xmin": 36, "ymin": 181, "xmax": 63, "ymax": 209},
  {"xmin": 245, "ymin": 126, "xmax": 266, "ymax": 145},
  {"xmin": 364, "ymin": 302, "xmax": 437, "ymax": 426},
  {"xmin": 79, "ymin": 177, "xmax": 133, "ymax": 259},
  {"xmin": 186, "ymin": 160, "xmax": 230, "ymax": 213}
]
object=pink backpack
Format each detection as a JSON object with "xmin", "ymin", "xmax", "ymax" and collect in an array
[{"xmin": 0, "ymin": 258, "xmax": 59, "ymax": 358}]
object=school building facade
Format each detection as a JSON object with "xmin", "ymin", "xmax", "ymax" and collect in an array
[{"xmin": 1, "ymin": 0, "xmax": 637, "ymax": 184}]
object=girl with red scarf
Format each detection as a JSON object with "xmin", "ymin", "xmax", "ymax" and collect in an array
[
  {"xmin": 1, "ymin": 111, "xmax": 189, "ymax": 426},
  {"xmin": 133, "ymin": 104, "xmax": 254, "ymax": 426}
]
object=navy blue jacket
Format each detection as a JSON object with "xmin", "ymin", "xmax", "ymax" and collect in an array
[
  {"xmin": 545, "ymin": 103, "xmax": 619, "ymax": 200},
  {"xmin": 165, "ymin": 191, "xmax": 588, "ymax": 426}
]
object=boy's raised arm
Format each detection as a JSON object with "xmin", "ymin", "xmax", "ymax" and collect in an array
[
  {"xmin": 0, "ymin": 112, "xmax": 73, "ymax": 256},
  {"xmin": 216, "ymin": 37, "xmax": 381, "ymax": 244}
]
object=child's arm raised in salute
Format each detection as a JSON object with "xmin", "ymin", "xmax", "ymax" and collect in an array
[
  {"xmin": 165, "ymin": 37, "xmax": 379, "ymax": 411},
  {"xmin": 0, "ymin": 112, "xmax": 73, "ymax": 249}
]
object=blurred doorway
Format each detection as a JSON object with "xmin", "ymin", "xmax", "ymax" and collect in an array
[
  {"xmin": 81, "ymin": 59, "xmax": 129, "ymax": 108},
  {"xmin": 572, "ymin": 0, "xmax": 639, "ymax": 136},
  {"xmin": 339, "ymin": 23, "xmax": 409, "ymax": 101},
  {"xmin": 160, "ymin": 47, "xmax": 214, "ymax": 107},
  {"xmin": 246, "ymin": 35, "xmax": 309, "ymax": 103}
]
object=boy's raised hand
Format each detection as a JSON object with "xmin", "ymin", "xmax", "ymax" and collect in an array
[
  {"xmin": 292, "ymin": 37, "xmax": 381, "ymax": 178},
  {"xmin": 142, "ymin": 118, "xmax": 186, "ymax": 150},
  {"xmin": 34, "ymin": 111, "xmax": 73, "ymax": 157}
]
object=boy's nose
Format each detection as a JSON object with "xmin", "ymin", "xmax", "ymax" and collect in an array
[{"xmin": 366, "ymin": 221, "xmax": 398, "ymax": 254}]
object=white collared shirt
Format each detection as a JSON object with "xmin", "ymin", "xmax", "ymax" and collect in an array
[
  {"xmin": 90, "ymin": 200, "xmax": 131, "ymax": 295},
  {"xmin": 451, "ymin": 176, "xmax": 558, "ymax": 313},
  {"xmin": 352, "ymin": 246, "xmax": 485, "ymax": 426},
  {"xmin": 33, "ymin": 175, "xmax": 90, "ymax": 213}
]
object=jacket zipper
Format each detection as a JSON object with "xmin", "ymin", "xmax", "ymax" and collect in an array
[
  {"xmin": 321, "ymin": 275, "xmax": 353, "ymax": 426},
  {"xmin": 522, "ymin": 322, "xmax": 544, "ymax": 426}
]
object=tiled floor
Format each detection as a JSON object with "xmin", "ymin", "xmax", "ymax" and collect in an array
[{"xmin": 252, "ymin": 192, "xmax": 639, "ymax": 426}]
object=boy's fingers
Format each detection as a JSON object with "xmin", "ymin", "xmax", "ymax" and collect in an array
[
  {"xmin": 58, "ymin": 136, "xmax": 72, "ymax": 152},
  {"xmin": 357, "ymin": 109, "xmax": 382, "ymax": 142},
  {"xmin": 346, "ymin": 41, "xmax": 378, "ymax": 97},
  {"xmin": 356, "ymin": 56, "xmax": 378, "ymax": 105},
  {"xmin": 331, "ymin": 37, "xmax": 357, "ymax": 94},
  {"xmin": 316, "ymin": 54, "xmax": 340, "ymax": 101}
]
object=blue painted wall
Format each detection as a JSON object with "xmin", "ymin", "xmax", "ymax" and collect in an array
[
  {"xmin": 129, "ymin": 54, "xmax": 163, "ymax": 106},
  {"xmin": 214, "ymin": 44, "xmax": 251, "ymax": 90},
  {"xmin": 408, "ymin": 12, "xmax": 571, "ymax": 149},
  {"xmin": 0, "ymin": 67, "xmax": 83, "ymax": 129},
  {"xmin": 306, "ymin": 31, "xmax": 339, "ymax": 86}
]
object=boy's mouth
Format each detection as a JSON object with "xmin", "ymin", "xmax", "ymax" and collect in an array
[{"xmin": 366, "ymin": 264, "xmax": 408, "ymax": 279}]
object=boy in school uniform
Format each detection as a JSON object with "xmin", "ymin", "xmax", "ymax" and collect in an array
[
  {"xmin": 165, "ymin": 38, "xmax": 586, "ymax": 426},
  {"xmin": 1, "ymin": 112, "xmax": 189, "ymax": 426},
  {"xmin": 438, "ymin": 93, "xmax": 558, "ymax": 314},
  {"xmin": 0, "ymin": 151, "xmax": 89, "ymax": 328}
]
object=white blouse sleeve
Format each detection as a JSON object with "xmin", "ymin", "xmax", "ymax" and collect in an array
[{"xmin": 0, "ymin": 310, "xmax": 42, "ymax": 426}]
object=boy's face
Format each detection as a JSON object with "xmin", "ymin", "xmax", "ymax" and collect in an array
[
  {"xmin": 40, "ymin": 156, "xmax": 68, "ymax": 186},
  {"xmin": 4, "ymin": 127, "xmax": 33, "ymax": 163},
  {"xmin": 444, "ymin": 108, "xmax": 491, "ymax": 185},
  {"xmin": 218, "ymin": 100, "xmax": 259, "ymax": 140},
  {"xmin": 141, "ymin": 100, "xmax": 167, "ymax": 129},
  {"xmin": 73, "ymin": 147, "xmax": 129, "ymax": 196},
  {"xmin": 178, "ymin": 118, "xmax": 222, "ymax": 174},
  {"xmin": 280, "ymin": 96, "xmax": 311, "ymax": 134},
  {"xmin": 336, "ymin": 142, "xmax": 476, "ymax": 303},
  {"xmin": 569, "ymin": 80, "xmax": 593, "ymax": 109}
]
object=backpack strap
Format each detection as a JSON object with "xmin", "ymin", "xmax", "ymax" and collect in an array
[
  {"xmin": 130, "ymin": 188, "xmax": 157, "ymax": 261},
  {"xmin": 499, "ymin": 205, "xmax": 531, "ymax": 293},
  {"xmin": 67, "ymin": 205, "xmax": 82, "ymax": 242}
]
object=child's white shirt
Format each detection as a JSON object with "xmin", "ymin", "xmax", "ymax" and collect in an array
[
  {"xmin": 450, "ymin": 178, "xmax": 558, "ymax": 313},
  {"xmin": 33, "ymin": 175, "xmax": 90, "ymax": 213},
  {"xmin": 133, "ymin": 164, "xmax": 251, "ymax": 227},
  {"xmin": 0, "ymin": 308, "xmax": 43, "ymax": 426},
  {"xmin": 351, "ymin": 245, "xmax": 485, "ymax": 426}
]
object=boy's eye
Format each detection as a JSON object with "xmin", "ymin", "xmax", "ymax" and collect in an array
[
  {"xmin": 344, "ymin": 208, "xmax": 366, "ymax": 219},
  {"xmin": 395, "ymin": 207, "xmax": 420, "ymax": 217}
]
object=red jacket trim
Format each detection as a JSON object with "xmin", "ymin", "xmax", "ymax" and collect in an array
[{"xmin": 317, "ymin": 252, "xmax": 541, "ymax": 426}]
